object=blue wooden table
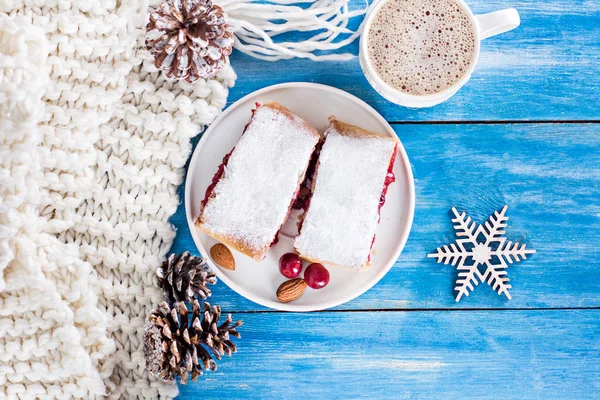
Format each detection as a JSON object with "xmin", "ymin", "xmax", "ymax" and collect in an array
[{"xmin": 171, "ymin": 0, "xmax": 600, "ymax": 397}]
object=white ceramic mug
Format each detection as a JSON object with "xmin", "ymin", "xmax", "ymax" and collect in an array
[{"xmin": 359, "ymin": 0, "xmax": 521, "ymax": 108}]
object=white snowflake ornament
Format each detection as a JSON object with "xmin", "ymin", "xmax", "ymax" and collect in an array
[{"xmin": 428, "ymin": 206, "xmax": 535, "ymax": 302}]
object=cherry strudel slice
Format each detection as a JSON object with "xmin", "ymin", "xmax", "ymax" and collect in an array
[{"xmin": 196, "ymin": 102, "xmax": 320, "ymax": 261}]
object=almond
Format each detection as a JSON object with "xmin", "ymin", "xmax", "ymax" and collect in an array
[
  {"xmin": 276, "ymin": 278, "xmax": 307, "ymax": 303},
  {"xmin": 210, "ymin": 243, "xmax": 235, "ymax": 271}
]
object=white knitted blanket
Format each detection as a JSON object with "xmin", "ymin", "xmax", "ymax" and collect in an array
[{"xmin": 0, "ymin": 1, "xmax": 235, "ymax": 398}]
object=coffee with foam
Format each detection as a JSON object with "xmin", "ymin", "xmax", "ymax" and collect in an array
[{"xmin": 367, "ymin": 0, "xmax": 476, "ymax": 96}]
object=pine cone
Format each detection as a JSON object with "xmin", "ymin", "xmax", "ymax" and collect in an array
[
  {"xmin": 157, "ymin": 252, "xmax": 217, "ymax": 303},
  {"xmin": 146, "ymin": 0, "xmax": 234, "ymax": 82},
  {"xmin": 143, "ymin": 300, "xmax": 242, "ymax": 383}
]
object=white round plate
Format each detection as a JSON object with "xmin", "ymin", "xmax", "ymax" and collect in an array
[{"xmin": 185, "ymin": 83, "xmax": 415, "ymax": 311}]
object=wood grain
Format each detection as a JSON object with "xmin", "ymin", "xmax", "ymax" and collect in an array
[
  {"xmin": 224, "ymin": 0, "xmax": 600, "ymax": 121},
  {"xmin": 178, "ymin": 310, "xmax": 600, "ymax": 399},
  {"xmin": 171, "ymin": 1, "xmax": 600, "ymax": 397},
  {"xmin": 171, "ymin": 122, "xmax": 600, "ymax": 311}
]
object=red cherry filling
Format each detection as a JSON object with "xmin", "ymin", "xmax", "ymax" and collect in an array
[
  {"xmin": 293, "ymin": 140, "xmax": 323, "ymax": 211},
  {"xmin": 271, "ymin": 140, "xmax": 322, "ymax": 247},
  {"xmin": 270, "ymin": 234, "xmax": 280, "ymax": 247},
  {"xmin": 369, "ymin": 144, "xmax": 398, "ymax": 263},
  {"xmin": 201, "ymin": 150, "xmax": 233, "ymax": 210},
  {"xmin": 378, "ymin": 146, "xmax": 397, "ymax": 213}
]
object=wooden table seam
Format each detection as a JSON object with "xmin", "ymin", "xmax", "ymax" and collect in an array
[
  {"xmin": 203, "ymin": 307, "xmax": 600, "ymax": 315},
  {"xmin": 389, "ymin": 120, "xmax": 600, "ymax": 125}
]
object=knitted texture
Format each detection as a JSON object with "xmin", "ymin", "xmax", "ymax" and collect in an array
[
  {"xmin": 0, "ymin": 14, "xmax": 111, "ymax": 399},
  {"xmin": 1, "ymin": 0, "xmax": 235, "ymax": 398}
]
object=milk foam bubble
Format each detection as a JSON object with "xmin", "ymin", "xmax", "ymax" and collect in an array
[{"xmin": 368, "ymin": 0, "xmax": 476, "ymax": 96}]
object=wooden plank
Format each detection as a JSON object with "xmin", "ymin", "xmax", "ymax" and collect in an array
[
  {"xmin": 177, "ymin": 309, "xmax": 600, "ymax": 399},
  {"xmin": 225, "ymin": 0, "xmax": 600, "ymax": 121},
  {"xmin": 171, "ymin": 122, "xmax": 600, "ymax": 311}
]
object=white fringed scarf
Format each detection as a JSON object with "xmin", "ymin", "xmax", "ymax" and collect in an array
[{"xmin": 220, "ymin": 0, "xmax": 369, "ymax": 60}]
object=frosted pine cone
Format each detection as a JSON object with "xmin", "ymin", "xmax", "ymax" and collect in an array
[
  {"xmin": 146, "ymin": 0, "xmax": 234, "ymax": 82},
  {"xmin": 157, "ymin": 251, "xmax": 216, "ymax": 303},
  {"xmin": 143, "ymin": 301, "xmax": 242, "ymax": 383}
]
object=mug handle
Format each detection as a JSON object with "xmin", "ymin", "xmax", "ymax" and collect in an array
[{"xmin": 475, "ymin": 8, "xmax": 520, "ymax": 40}]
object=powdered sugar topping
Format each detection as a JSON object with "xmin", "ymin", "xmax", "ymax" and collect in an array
[
  {"xmin": 200, "ymin": 104, "xmax": 319, "ymax": 255},
  {"xmin": 294, "ymin": 124, "xmax": 397, "ymax": 270}
]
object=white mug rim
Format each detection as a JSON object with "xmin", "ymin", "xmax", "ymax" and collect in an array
[{"xmin": 360, "ymin": 0, "xmax": 482, "ymax": 105}]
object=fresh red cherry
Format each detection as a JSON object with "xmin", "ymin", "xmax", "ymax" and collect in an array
[
  {"xmin": 304, "ymin": 263, "xmax": 330, "ymax": 289},
  {"xmin": 279, "ymin": 253, "xmax": 303, "ymax": 279}
]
